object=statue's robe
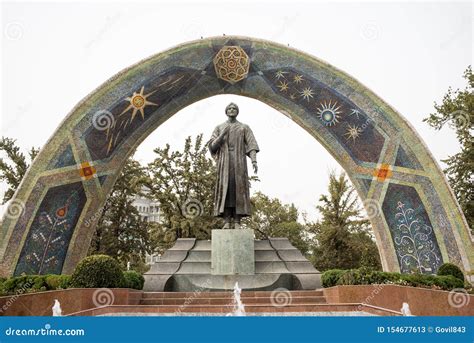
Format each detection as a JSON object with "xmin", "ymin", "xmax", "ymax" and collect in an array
[{"xmin": 208, "ymin": 120, "xmax": 259, "ymax": 217}]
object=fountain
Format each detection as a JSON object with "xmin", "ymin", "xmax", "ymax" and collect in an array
[
  {"xmin": 52, "ymin": 299, "xmax": 62, "ymax": 316},
  {"xmin": 227, "ymin": 282, "xmax": 246, "ymax": 316},
  {"xmin": 401, "ymin": 302, "xmax": 412, "ymax": 316}
]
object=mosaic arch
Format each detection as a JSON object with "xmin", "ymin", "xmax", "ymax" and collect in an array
[{"xmin": 0, "ymin": 36, "xmax": 472, "ymax": 278}]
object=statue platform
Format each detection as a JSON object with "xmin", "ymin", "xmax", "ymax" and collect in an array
[{"xmin": 143, "ymin": 231, "xmax": 321, "ymax": 292}]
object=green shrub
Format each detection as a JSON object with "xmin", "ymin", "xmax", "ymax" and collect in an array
[
  {"xmin": 123, "ymin": 271, "xmax": 144, "ymax": 290},
  {"xmin": 323, "ymin": 267, "xmax": 464, "ymax": 291},
  {"xmin": 437, "ymin": 263, "xmax": 464, "ymax": 281},
  {"xmin": 336, "ymin": 270, "xmax": 359, "ymax": 285},
  {"xmin": 321, "ymin": 269, "xmax": 346, "ymax": 287},
  {"xmin": 70, "ymin": 255, "xmax": 125, "ymax": 288},
  {"xmin": 45, "ymin": 274, "xmax": 71, "ymax": 290},
  {"xmin": 2, "ymin": 275, "xmax": 47, "ymax": 294}
]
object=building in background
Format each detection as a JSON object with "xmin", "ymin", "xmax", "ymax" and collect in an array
[
  {"xmin": 131, "ymin": 188, "xmax": 161, "ymax": 223},
  {"xmin": 131, "ymin": 188, "xmax": 161, "ymax": 264}
]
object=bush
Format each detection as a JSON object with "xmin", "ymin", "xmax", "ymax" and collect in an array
[
  {"xmin": 45, "ymin": 274, "xmax": 71, "ymax": 290},
  {"xmin": 437, "ymin": 263, "xmax": 464, "ymax": 281},
  {"xmin": 123, "ymin": 271, "xmax": 144, "ymax": 290},
  {"xmin": 0, "ymin": 274, "xmax": 73, "ymax": 295},
  {"xmin": 336, "ymin": 270, "xmax": 359, "ymax": 285},
  {"xmin": 70, "ymin": 255, "xmax": 125, "ymax": 288},
  {"xmin": 1, "ymin": 275, "xmax": 47, "ymax": 294},
  {"xmin": 321, "ymin": 269, "xmax": 346, "ymax": 287},
  {"xmin": 322, "ymin": 267, "xmax": 465, "ymax": 291}
]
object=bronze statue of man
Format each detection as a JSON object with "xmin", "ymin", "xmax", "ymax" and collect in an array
[{"xmin": 208, "ymin": 103, "xmax": 259, "ymax": 229}]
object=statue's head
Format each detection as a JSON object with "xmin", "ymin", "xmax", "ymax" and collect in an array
[{"xmin": 225, "ymin": 103, "xmax": 239, "ymax": 118}]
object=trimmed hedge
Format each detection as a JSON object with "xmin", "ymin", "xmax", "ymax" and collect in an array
[
  {"xmin": 71, "ymin": 255, "xmax": 126, "ymax": 288},
  {"xmin": 322, "ymin": 267, "xmax": 465, "ymax": 291},
  {"xmin": 321, "ymin": 269, "xmax": 346, "ymax": 288},
  {"xmin": 123, "ymin": 271, "xmax": 145, "ymax": 290},
  {"xmin": 0, "ymin": 274, "xmax": 71, "ymax": 295},
  {"xmin": 437, "ymin": 263, "xmax": 464, "ymax": 281}
]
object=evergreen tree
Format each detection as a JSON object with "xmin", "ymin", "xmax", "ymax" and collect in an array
[
  {"xmin": 146, "ymin": 134, "xmax": 222, "ymax": 253},
  {"xmin": 423, "ymin": 66, "xmax": 473, "ymax": 234},
  {"xmin": 0, "ymin": 137, "xmax": 39, "ymax": 203},
  {"xmin": 89, "ymin": 157, "xmax": 154, "ymax": 272},
  {"xmin": 310, "ymin": 171, "xmax": 381, "ymax": 270}
]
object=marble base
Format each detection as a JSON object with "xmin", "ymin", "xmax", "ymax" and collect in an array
[{"xmin": 211, "ymin": 229, "xmax": 254, "ymax": 275}]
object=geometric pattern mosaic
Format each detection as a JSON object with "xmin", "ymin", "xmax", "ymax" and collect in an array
[
  {"xmin": 0, "ymin": 36, "xmax": 471, "ymax": 277},
  {"xmin": 14, "ymin": 182, "xmax": 86, "ymax": 275},
  {"xmin": 382, "ymin": 183, "xmax": 443, "ymax": 273}
]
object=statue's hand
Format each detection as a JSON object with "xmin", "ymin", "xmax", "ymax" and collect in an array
[
  {"xmin": 252, "ymin": 161, "xmax": 258, "ymax": 174},
  {"xmin": 218, "ymin": 126, "xmax": 230, "ymax": 142}
]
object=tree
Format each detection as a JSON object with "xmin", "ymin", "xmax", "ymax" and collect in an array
[
  {"xmin": 146, "ymin": 134, "xmax": 222, "ymax": 253},
  {"xmin": 88, "ymin": 157, "xmax": 155, "ymax": 272},
  {"xmin": 243, "ymin": 192, "xmax": 310, "ymax": 255},
  {"xmin": 423, "ymin": 66, "xmax": 473, "ymax": 234},
  {"xmin": 0, "ymin": 137, "xmax": 39, "ymax": 204},
  {"xmin": 310, "ymin": 171, "xmax": 381, "ymax": 271}
]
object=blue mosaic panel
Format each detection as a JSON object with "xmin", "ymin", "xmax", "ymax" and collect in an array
[
  {"xmin": 14, "ymin": 182, "xmax": 87, "ymax": 275},
  {"xmin": 394, "ymin": 144, "xmax": 423, "ymax": 170},
  {"xmin": 50, "ymin": 144, "xmax": 76, "ymax": 169},
  {"xmin": 262, "ymin": 68, "xmax": 385, "ymax": 164},
  {"xmin": 382, "ymin": 183, "xmax": 443, "ymax": 273},
  {"xmin": 83, "ymin": 68, "xmax": 204, "ymax": 161}
]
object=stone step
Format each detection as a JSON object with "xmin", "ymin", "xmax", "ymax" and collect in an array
[
  {"xmin": 140, "ymin": 290, "xmax": 324, "ymax": 298},
  {"xmin": 140, "ymin": 296, "xmax": 327, "ymax": 305},
  {"xmin": 69, "ymin": 303, "xmax": 401, "ymax": 316}
]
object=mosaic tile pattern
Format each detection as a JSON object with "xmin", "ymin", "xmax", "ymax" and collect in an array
[{"xmin": 0, "ymin": 37, "xmax": 471, "ymax": 277}]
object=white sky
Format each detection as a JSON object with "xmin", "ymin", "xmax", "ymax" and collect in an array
[{"xmin": 0, "ymin": 0, "xmax": 472, "ymax": 220}]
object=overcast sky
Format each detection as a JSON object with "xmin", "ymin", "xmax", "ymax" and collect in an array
[{"xmin": 1, "ymin": 0, "xmax": 472, "ymax": 220}]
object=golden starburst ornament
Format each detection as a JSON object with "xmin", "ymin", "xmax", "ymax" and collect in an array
[
  {"xmin": 345, "ymin": 124, "xmax": 362, "ymax": 141},
  {"xmin": 293, "ymin": 74, "xmax": 303, "ymax": 84},
  {"xmin": 275, "ymin": 70, "xmax": 287, "ymax": 79},
  {"xmin": 278, "ymin": 81, "xmax": 289, "ymax": 92},
  {"xmin": 300, "ymin": 87, "xmax": 314, "ymax": 101},
  {"xmin": 119, "ymin": 86, "xmax": 158, "ymax": 122}
]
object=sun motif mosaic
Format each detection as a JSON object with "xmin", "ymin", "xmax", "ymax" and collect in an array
[{"xmin": 317, "ymin": 100, "xmax": 342, "ymax": 126}]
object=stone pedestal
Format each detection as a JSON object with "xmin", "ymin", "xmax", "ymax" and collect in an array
[
  {"xmin": 211, "ymin": 229, "xmax": 255, "ymax": 275},
  {"xmin": 143, "ymin": 236, "xmax": 321, "ymax": 291}
]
